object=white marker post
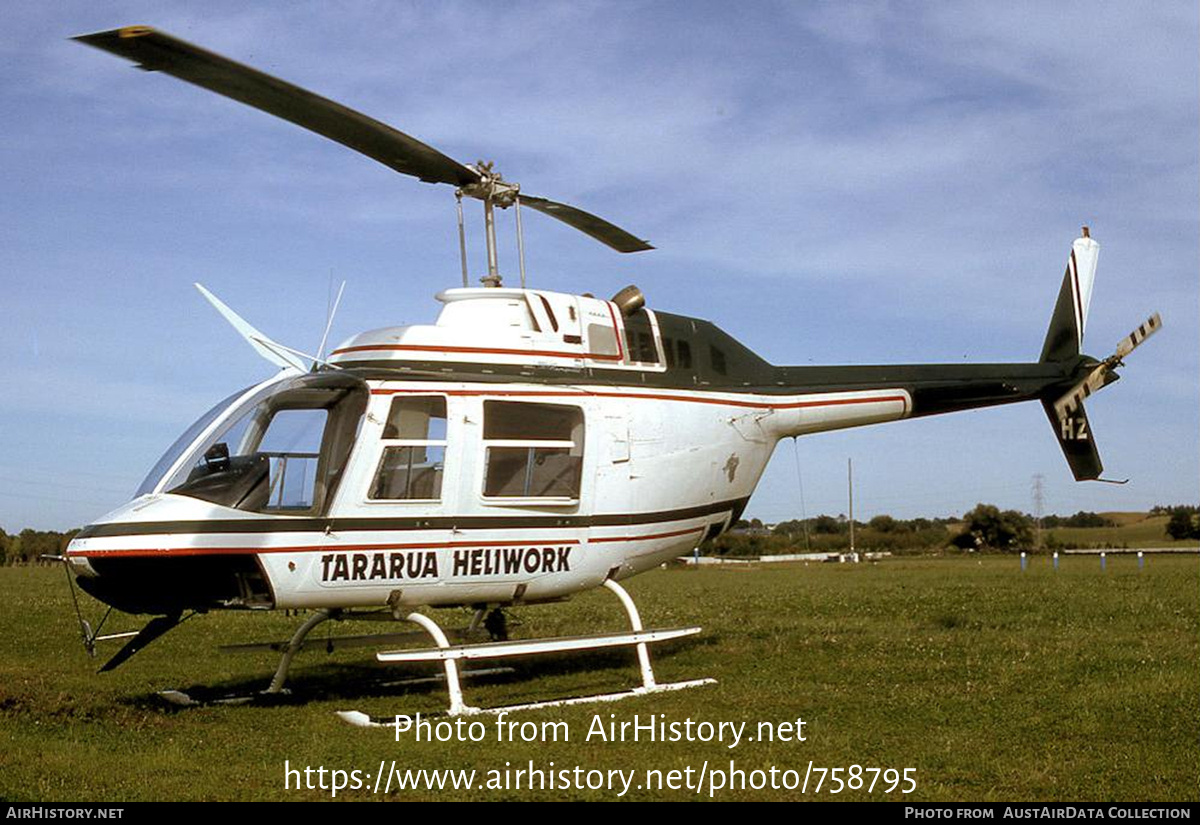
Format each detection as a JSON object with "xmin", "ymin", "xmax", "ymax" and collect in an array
[
  {"xmin": 1053, "ymin": 551, "xmax": 1059, "ymax": 571},
  {"xmin": 1020, "ymin": 551, "xmax": 1027, "ymax": 572},
  {"xmin": 1100, "ymin": 552, "xmax": 1106, "ymax": 571},
  {"xmin": 1138, "ymin": 550, "xmax": 1145, "ymax": 570}
]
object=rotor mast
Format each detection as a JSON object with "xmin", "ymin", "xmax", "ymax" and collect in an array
[{"xmin": 458, "ymin": 161, "xmax": 526, "ymax": 288}]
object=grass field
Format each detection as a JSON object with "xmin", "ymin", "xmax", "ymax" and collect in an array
[{"xmin": 1, "ymin": 555, "xmax": 1196, "ymax": 802}]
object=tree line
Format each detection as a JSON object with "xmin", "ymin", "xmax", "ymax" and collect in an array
[
  {"xmin": 0, "ymin": 528, "xmax": 79, "ymax": 565},
  {"xmin": 1, "ymin": 505, "xmax": 1196, "ymax": 564},
  {"xmin": 712, "ymin": 504, "xmax": 1198, "ymax": 557}
]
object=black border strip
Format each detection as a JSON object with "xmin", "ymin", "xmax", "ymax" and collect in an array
[{"xmin": 73, "ymin": 497, "xmax": 750, "ymax": 540}]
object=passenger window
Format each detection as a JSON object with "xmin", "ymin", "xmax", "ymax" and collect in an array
[
  {"xmin": 370, "ymin": 397, "xmax": 447, "ymax": 500},
  {"xmin": 482, "ymin": 401, "xmax": 583, "ymax": 499},
  {"xmin": 676, "ymin": 339, "xmax": 693, "ymax": 369},
  {"xmin": 710, "ymin": 345, "xmax": 727, "ymax": 376},
  {"xmin": 587, "ymin": 322, "xmax": 620, "ymax": 356},
  {"xmin": 662, "ymin": 338, "xmax": 693, "ymax": 369}
]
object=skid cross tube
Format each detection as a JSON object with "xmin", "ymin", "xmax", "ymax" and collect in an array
[
  {"xmin": 265, "ymin": 608, "xmax": 340, "ymax": 694},
  {"xmin": 404, "ymin": 611, "xmax": 477, "ymax": 715},
  {"xmin": 603, "ymin": 578, "xmax": 657, "ymax": 690},
  {"xmin": 372, "ymin": 578, "xmax": 714, "ymax": 718}
]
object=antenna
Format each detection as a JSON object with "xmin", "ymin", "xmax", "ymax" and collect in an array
[{"xmin": 315, "ymin": 280, "xmax": 346, "ymax": 365}]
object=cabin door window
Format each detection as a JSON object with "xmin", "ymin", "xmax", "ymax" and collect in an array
[
  {"xmin": 482, "ymin": 401, "xmax": 583, "ymax": 500},
  {"xmin": 369, "ymin": 396, "xmax": 448, "ymax": 500}
]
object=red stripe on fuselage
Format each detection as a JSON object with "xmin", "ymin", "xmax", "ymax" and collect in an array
[
  {"xmin": 68, "ymin": 538, "xmax": 580, "ymax": 559},
  {"xmin": 67, "ymin": 528, "xmax": 708, "ymax": 559}
]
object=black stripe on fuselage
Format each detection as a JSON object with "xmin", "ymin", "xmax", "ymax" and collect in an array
[
  {"xmin": 331, "ymin": 308, "xmax": 1077, "ymax": 414},
  {"xmin": 74, "ymin": 497, "xmax": 751, "ymax": 540},
  {"xmin": 337, "ymin": 358, "xmax": 1075, "ymax": 421}
]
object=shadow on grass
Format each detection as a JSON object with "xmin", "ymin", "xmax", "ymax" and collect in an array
[{"xmin": 125, "ymin": 634, "xmax": 716, "ymax": 711}]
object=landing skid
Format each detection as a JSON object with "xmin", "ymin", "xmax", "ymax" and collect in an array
[
  {"xmin": 339, "ymin": 579, "xmax": 716, "ymax": 721},
  {"xmin": 157, "ymin": 667, "xmax": 514, "ymax": 707}
]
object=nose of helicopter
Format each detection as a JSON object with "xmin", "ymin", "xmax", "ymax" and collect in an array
[{"xmin": 65, "ymin": 494, "xmax": 272, "ymax": 615}]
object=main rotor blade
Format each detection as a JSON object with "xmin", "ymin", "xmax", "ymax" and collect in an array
[
  {"xmin": 74, "ymin": 26, "xmax": 481, "ymax": 187},
  {"xmin": 521, "ymin": 195, "xmax": 653, "ymax": 253}
]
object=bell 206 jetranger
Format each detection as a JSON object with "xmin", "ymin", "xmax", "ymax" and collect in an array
[{"xmin": 56, "ymin": 27, "xmax": 1161, "ymax": 716}]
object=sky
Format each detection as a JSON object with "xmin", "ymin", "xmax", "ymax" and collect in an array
[{"xmin": 1, "ymin": 1, "xmax": 1196, "ymax": 531}]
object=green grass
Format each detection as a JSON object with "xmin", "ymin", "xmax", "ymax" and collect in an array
[{"xmin": 1, "ymin": 556, "xmax": 1196, "ymax": 801}]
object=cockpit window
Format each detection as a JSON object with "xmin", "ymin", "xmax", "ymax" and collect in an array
[
  {"xmin": 146, "ymin": 373, "xmax": 368, "ymax": 515},
  {"xmin": 134, "ymin": 386, "xmax": 250, "ymax": 498},
  {"xmin": 256, "ymin": 408, "xmax": 328, "ymax": 510}
]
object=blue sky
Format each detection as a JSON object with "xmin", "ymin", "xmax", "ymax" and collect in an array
[{"xmin": 1, "ymin": 2, "xmax": 1196, "ymax": 530}]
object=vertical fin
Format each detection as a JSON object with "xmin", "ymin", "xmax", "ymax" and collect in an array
[{"xmin": 1040, "ymin": 230, "xmax": 1099, "ymax": 362}]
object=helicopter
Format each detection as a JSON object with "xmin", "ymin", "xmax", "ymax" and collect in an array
[{"xmin": 56, "ymin": 26, "xmax": 1161, "ymax": 717}]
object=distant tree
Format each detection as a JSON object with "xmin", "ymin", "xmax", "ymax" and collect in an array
[
  {"xmin": 868, "ymin": 514, "xmax": 905, "ymax": 533},
  {"xmin": 810, "ymin": 515, "xmax": 842, "ymax": 535},
  {"xmin": 772, "ymin": 520, "xmax": 806, "ymax": 537},
  {"xmin": 952, "ymin": 504, "xmax": 1034, "ymax": 551},
  {"xmin": 1166, "ymin": 507, "xmax": 1200, "ymax": 541},
  {"xmin": 1060, "ymin": 511, "xmax": 1115, "ymax": 528}
]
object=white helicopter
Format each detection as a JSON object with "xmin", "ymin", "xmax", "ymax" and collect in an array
[{"xmin": 58, "ymin": 26, "xmax": 1161, "ymax": 717}]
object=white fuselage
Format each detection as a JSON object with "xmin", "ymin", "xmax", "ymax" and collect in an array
[
  {"xmin": 66, "ymin": 288, "xmax": 911, "ymax": 614},
  {"xmin": 68, "ymin": 380, "xmax": 910, "ymax": 611}
]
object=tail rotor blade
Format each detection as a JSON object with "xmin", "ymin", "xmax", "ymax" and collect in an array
[
  {"xmin": 1053, "ymin": 366, "xmax": 1112, "ymax": 421},
  {"xmin": 1113, "ymin": 312, "xmax": 1162, "ymax": 361},
  {"xmin": 1052, "ymin": 311, "xmax": 1163, "ymax": 422}
]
